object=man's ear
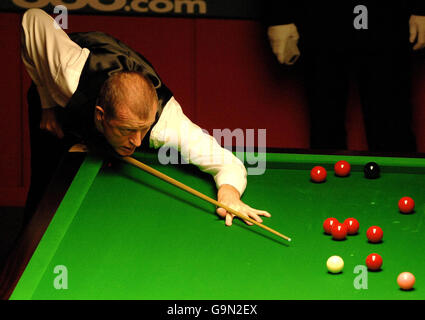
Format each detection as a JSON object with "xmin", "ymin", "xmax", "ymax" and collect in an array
[{"xmin": 95, "ymin": 106, "xmax": 105, "ymax": 121}]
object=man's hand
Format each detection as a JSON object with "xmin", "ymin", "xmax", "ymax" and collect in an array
[
  {"xmin": 216, "ymin": 184, "xmax": 271, "ymax": 226},
  {"xmin": 410, "ymin": 15, "xmax": 425, "ymax": 51},
  {"xmin": 40, "ymin": 108, "xmax": 64, "ymax": 138},
  {"xmin": 267, "ymin": 24, "xmax": 300, "ymax": 65}
]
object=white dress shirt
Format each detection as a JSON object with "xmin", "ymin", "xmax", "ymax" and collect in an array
[{"xmin": 21, "ymin": 8, "xmax": 247, "ymax": 196}]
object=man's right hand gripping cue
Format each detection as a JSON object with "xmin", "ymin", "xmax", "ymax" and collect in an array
[
  {"xmin": 40, "ymin": 108, "xmax": 64, "ymax": 139},
  {"xmin": 267, "ymin": 23, "xmax": 301, "ymax": 65}
]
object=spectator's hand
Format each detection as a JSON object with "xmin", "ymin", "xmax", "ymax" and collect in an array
[
  {"xmin": 216, "ymin": 184, "xmax": 271, "ymax": 226},
  {"xmin": 267, "ymin": 24, "xmax": 300, "ymax": 65},
  {"xmin": 409, "ymin": 15, "xmax": 425, "ymax": 51},
  {"xmin": 40, "ymin": 108, "xmax": 64, "ymax": 138}
]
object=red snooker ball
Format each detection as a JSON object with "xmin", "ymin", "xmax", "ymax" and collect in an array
[
  {"xmin": 366, "ymin": 253, "xmax": 383, "ymax": 271},
  {"xmin": 343, "ymin": 218, "xmax": 360, "ymax": 235},
  {"xmin": 323, "ymin": 217, "xmax": 339, "ymax": 234},
  {"xmin": 334, "ymin": 160, "xmax": 351, "ymax": 177},
  {"xmin": 398, "ymin": 196, "xmax": 415, "ymax": 214},
  {"xmin": 331, "ymin": 223, "xmax": 348, "ymax": 240},
  {"xmin": 366, "ymin": 226, "xmax": 383, "ymax": 243},
  {"xmin": 311, "ymin": 166, "xmax": 327, "ymax": 183}
]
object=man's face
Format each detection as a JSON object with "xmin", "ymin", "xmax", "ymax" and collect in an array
[{"xmin": 96, "ymin": 104, "xmax": 157, "ymax": 156}]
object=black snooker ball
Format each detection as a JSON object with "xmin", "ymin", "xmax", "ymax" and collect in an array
[{"xmin": 364, "ymin": 162, "xmax": 380, "ymax": 179}]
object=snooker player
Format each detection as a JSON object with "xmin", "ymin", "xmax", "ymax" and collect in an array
[{"xmin": 21, "ymin": 8, "xmax": 271, "ymax": 227}]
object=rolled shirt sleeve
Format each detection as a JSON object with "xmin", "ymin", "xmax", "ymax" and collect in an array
[
  {"xmin": 150, "ymin": 97, "xmax": 247, "ymax": 196},
  {"xmin": 20, "ymin": 8, "xmax": 90, "ymax": 108}
]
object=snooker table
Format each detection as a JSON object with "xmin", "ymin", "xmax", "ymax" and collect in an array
[{"xmin": 2, "ymin": 149, "xmax": 425, "ymax": 300}]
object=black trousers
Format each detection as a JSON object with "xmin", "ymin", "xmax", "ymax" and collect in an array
[{"xmin": 297, "ymin": 13, "xmax": 417, "ymax": 152}]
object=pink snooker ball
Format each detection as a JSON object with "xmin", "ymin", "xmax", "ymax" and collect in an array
[{"xmin": 397, "ymin": 272, "xmax": 415, "ymax": 290}]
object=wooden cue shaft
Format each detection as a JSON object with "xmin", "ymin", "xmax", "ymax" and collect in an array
[{"xmin": 121, "ymin": 156, "xmax": 291, "ymax": 242}]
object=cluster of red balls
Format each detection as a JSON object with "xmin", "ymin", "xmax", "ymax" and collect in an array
[
  {"xmin": 323, "ymin": 217, "xmax": 359, "ymax": 239},
  {"xmin": 323, "ymin": 217, "xmax": 383, "ymax": 242},
  {"xmin": 323, "ymin": 218, "xmax": 384, "ymax": 270}
]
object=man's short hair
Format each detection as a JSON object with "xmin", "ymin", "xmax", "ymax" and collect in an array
[{"xmin": 96, "ymin": 71, "xmax": 158, "ymax": 120}]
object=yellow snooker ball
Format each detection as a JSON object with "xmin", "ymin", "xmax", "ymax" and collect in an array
[{"xmin": 327, "ymin": 256, "xmax": 344, "ymax": 273}]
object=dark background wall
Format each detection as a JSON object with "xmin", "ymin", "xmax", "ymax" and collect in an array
[{"xmin": 1, "ymin": 11, "xmax": 425, "ymax": 207}]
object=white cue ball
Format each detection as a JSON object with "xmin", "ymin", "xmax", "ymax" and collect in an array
[{"xmin": 327, "ymin": 255, "xmax": 344, "ymax": 273}]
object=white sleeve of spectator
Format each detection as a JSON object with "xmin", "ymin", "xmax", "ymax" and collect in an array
[{"xmin": 150, "ymin": 97, "xmax": 247, "ymax": 196}]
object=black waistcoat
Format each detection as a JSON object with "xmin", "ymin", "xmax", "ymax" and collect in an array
[{"xmin": 59, "ymin": 31, "xmax": 173, "ymax": 158}]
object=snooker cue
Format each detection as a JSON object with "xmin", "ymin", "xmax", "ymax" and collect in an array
[{"xmin": 121, "ymin": 156, "xmax": 291, "ymax": 242}]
